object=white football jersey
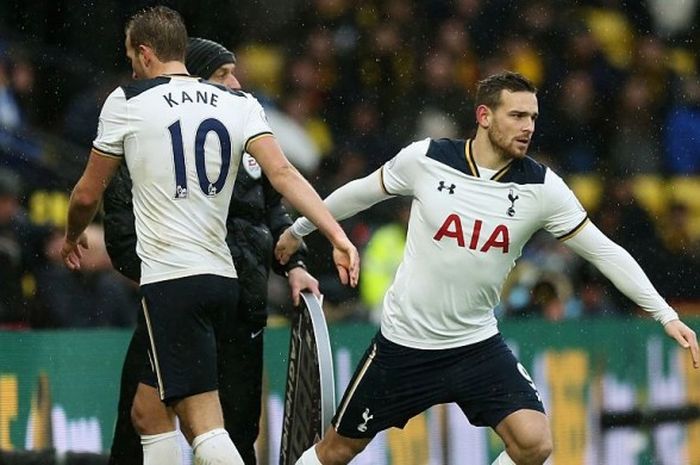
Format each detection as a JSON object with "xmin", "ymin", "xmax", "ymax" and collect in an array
[
  {"xmin": 380, "ymin": 138, "xmax": 587, "ymax": 349},
  {"xmin": 93, "ymin": 75, "xmax": 272, "ymax": 285}
]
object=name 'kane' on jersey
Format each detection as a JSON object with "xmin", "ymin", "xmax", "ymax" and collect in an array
[
  {"xmin": 92, "ymin": 76, "xmax": 273, "ymax": 285},
  {"xmin": 380, "ymin": 138, "xmax": 587, "ymax": 350}
]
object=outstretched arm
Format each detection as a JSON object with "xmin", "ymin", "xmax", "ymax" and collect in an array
[
  {"xmin": 275, "ymin": 168, "xmax": 393, "ymax": 263},
  {"xmin": 563, "ymin": 221, "xmax": 699, "ymax": 368}
]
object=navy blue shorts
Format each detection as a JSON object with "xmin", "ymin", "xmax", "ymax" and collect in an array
[
  {"xmin": 139, "ymin": 274, "xmax": 239, "ymax": 404},
  {"xmin": 332, "ymin": 332, "xmax": 544, "ymax": 438}
]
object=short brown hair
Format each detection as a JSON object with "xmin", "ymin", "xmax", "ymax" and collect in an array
[
  {"xmin": 475, "ymin": 71, "xmax": 537, "ymax": 110},
  {"xmin": 125, "ymin": 6, "xmax": 188, "ymax": 62}
]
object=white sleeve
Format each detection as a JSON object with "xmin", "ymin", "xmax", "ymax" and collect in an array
[
  {"xmin": 290, "ymin": 169, "xmax": 393, "ymax": 237},
  {"xmin": 563, "ymin": 221, "xmax": 679, "ymax": 325},
  {"xmin": 541, "ymin": 169, "xmax": 588, "ymax": 239},
  {"xmin": 380, "ymin": 138, "xmax": 430, "ymax": 196},
  {"xmin": 92, "ymin": 88, "xmax": 128, "ymax": 158},
  {"xmin": 242, "ymin": 95, "xmax": 274, "ymax": 151}
]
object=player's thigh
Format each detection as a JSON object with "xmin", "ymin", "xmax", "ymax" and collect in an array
[
  {"xmin": 454, "ymin": 335, "xmax": 544, "ymax": 429},
  {"xmin": 333, "ymin": 332, "xmax": 449, "ymax": 439},
  {"xmin": 140, "ymin": 275, "xmax": 239, "ymax": 403},
  {"xmin": 494, "ymin": 409, "xmax": 552, "ymax": 455}
]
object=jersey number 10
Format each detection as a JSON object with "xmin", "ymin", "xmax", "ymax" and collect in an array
[{"xmin": 167, "ymin": 118, "xmax": 231, "ymax": 199}]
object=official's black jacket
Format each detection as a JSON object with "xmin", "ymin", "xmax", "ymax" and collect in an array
[{"xmin": 103, "ymin": 161, "xmax": 307, "ymax": 325}]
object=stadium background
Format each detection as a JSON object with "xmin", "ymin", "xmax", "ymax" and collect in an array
[{"xmin": 0, "ymin": 0, "xmax": 699, "ymax": 464}]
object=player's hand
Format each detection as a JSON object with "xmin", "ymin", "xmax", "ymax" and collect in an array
[
  {"xmin": 275, "ymin": 228, "xmax": 303, "ymax": 265},
  {"xmin": 332, "ymin": 238, "xmax": 360, "ymax": 287},
  {"xmin": 287, "ymin": 267, "xmax": 320, "ymax": 306},
  {"xmin": 61, "ymin": 233, "xmax": 89, "ymax": 271},
  {"xmin": 664, "ymin": 319, "xmax": 699, "ymax": 369}
]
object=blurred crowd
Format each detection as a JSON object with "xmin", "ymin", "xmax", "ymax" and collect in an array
[{"xmin": 1, "ymin": 0, "xmax": 699, "ymax": 329}]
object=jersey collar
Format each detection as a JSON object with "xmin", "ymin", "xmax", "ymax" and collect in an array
[{"xmin": 465, "ymin": 139, "xmax": 513, "ymax": 181}]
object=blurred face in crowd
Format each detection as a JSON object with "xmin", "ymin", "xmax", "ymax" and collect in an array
[
  {"xmin": 0, "ymin": 194, "xmax": 19, "ymax": 225},
  {"xmin": 208, "ymin": 63, "xmax": 240, "ymax": 89},
  {"xmin": 480, "ymin": 90, "xmax": 538, "ymax": 159}
]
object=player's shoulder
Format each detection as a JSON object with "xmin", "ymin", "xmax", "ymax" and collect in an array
[
  {"xmin": 120, "ymin": 76, "xmax": 171, "ymax": 100},
  {"xmin": 497, "ymin": 156, "xmax": 548, "ymax": 185},
  {"xmin": 424, "ymin": 137, "xmax": 469, "ymax": 173}
]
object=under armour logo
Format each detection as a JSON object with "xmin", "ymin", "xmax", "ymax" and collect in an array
[
  {"xmin": 438, "ymin": 181, "xmax": 456, "ymax": 194},
  {"xmin": 357, "ymin": 408, "xmax": 374, "ymax": 432},
  {"xmin": 507, "ymin": 189, "xmax": 519, "ymax": 217}
]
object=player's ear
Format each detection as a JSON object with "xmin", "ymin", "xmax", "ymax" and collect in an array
[
  {"xmin": 137, "ymin": 44, "xmax": 151, "ymax": 64},
  {"xmin": 476, "ymin": 105, "xmax": 491, "ymax": 128}
]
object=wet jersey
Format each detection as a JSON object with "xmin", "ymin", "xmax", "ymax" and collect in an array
[
  {"xmin": 379, "ymin": 138, "xmax": 587, "ymax": 349},
  {"xmin": 93, "ymin": 75, "xmax": 272, "ymax": 284}
]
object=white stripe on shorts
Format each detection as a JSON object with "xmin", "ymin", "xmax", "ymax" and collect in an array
[
  {"xmin": 334, "ymin": 343, "xmax": 377, "ymax": 429},
  {"xmin": 142, "ymin": 298, "xmax": 166, "ymax": 400}
]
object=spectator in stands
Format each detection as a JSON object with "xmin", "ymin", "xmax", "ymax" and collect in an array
[
  {"xmin": 414, "ymin": 50, "xmax": 464, "ymax": 138},
  {"xmin": 629, "ymin": 36, "xmax": 673, "ymax": 112},
  {"xmin": 0, "ymin": 167, "xmax": 24, "ymax": 325},
  {"xmin": 7, "ymin": 50, "xmax": 36, "ymax": 125},
  {"xmin": 0, "ymin": 58, "xmax": 21, "ymax": 130},
  {"xmin": 572, "ymin": 265, "xmax": 623, "ymax": 318},
  {"xmin": 436, "ymin": 18, "xmax": 479, "ymax": 93},
  {"xmin": 283, "ymin": 90, "xmax": 334, "ymax": 157},
  {"xmin": 62, "ymin": 79, "xmax": 120, "ymax": 147},
  {"xmin": 519, "ymin": 279, "xmax": 566, "ymax": 321},
  {"xmin": 547, "ymin": 71, "xmax": 601, "ymax": 172},
  {"xmin": 647, "ymin": 0, "xmax": 699, "ymax": 37},
  {"xmin": 33, "ymin": 224, "xmax": 137, "ymax": 328},
  {"xmin": 658, "ymin": 201, "xmax": 700, "ymax": 299},
  {"xmin": 0, "ymin": 167, "xmax": 51, "ymax": 327},
  {"xmin": 661, "ymin": 201, "xmax": 700, "ymax": 257},
  {"xmin": 664, "ymin": 76, "xmax": 700, "ymax": 174},
  {"xmin": 360, "ymin": 199, "xmax": 410, "ymax": 323},
  {"xmin": 342, "ymin": 99, "xmax": 395, "ymax": 173},
  {"xmin": 609, "ymin": 74, "xmax": 663, "ymax": 175},
  {"xmin": 594, "ymin": 178, "xmax": 671, "ymax": 307}
]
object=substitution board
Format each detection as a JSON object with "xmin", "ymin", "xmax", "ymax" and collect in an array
[{"xmin": 279, "ymin": 292, "xmax": 336, "ymax": 465}]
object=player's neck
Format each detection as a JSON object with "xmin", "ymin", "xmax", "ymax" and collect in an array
[
  {"xmin": 150, "ymin": 61, "xmax": 189, "ymax": 78},
  {"xmin": 471, "ymin": 133, "xmax": 511, "ymax": 171}
]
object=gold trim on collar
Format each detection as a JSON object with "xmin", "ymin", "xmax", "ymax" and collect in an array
[
  {"xmin": 491, "ymin": 162, "xmax": 513, "ymax": 182},
  {"xmin": 465, "ymin": 139, "xmax": 480, "ymax": 178}
]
